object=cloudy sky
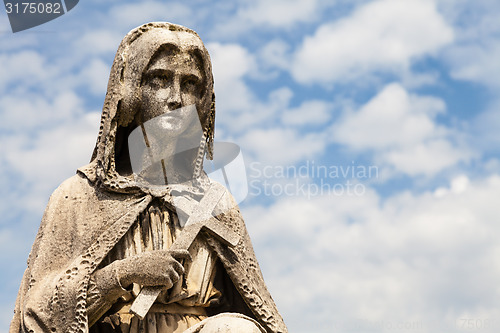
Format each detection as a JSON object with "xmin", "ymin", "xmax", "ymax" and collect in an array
[{"xmin": 1, "ymin": 0, "xmax": 500, "ymax": 332}]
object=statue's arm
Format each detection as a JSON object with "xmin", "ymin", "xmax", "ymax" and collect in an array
[
  {"xmin": 86, "ymin": 261, "xmax": 129, "ymax": 327},
  {"xmin": 12, "ymin": 175, "xmax": 113, "ymax": 332}
]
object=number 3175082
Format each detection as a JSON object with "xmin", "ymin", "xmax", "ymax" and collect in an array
[{"xmin": 5, "ymin": 2, "xmax": 62, "ymax": 14}]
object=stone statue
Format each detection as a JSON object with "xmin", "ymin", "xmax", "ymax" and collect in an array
[{"xmin": 10, "ymin": 22, "xmax": 287, "ymax": 333}]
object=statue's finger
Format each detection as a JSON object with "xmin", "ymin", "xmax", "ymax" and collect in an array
[{"xmin": 170, "ymin": 249, "xmax": 192, "ymax": 261}]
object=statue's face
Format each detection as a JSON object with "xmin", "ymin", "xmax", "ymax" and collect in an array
[{"xmin": 139, "ymin": 47, "xmax": 205, "ymax": 133}]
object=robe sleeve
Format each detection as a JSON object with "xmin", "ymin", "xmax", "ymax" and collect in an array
[
  {"xmin": 10, "ymin": 174, "xmax": 151, "ymax": 333},
  {"xmin": 10, "ymin": 175, "xmax": 96, "ymax": 332}
]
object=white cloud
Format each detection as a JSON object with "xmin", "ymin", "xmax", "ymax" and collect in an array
[
  {"xmin": 1, "ymin": 110, "xmax": 100, "ymax": 213},
  {"xmin": 244, "ymin": 174, "xmax": 500, "ymax": 332},
  {"xmin": 207, "ymin": 42, "xmax": 256, "ymax": 117},
  {"xmin": 434, "ymin": 174, "xmax": 469, "ymax": 197},
  {"xmin": 210, "ymin": 0, "xmax": 331, "ymax": 38},
  {"xmin": 439, "ymin": 0, "xmax": 500, "ymax": 89},
  {"xmin": 239, "ymin": 127, "xmax": 327, "ymax": 165},
  {"xmin": 332, "ymin": 83, "xmax": 470, "ymax": 176},
  {"xmin": 0, "ymin": 87, "xmax": 100, "ymax": 213},
  {"xmin": 77, "ymin": 58, "xmax": 111, "ymax": 96},
  {"xmin": 0, "ymin": 51, "xmax": 58, "ymax": 93},
  {"xmin": 0, "ymin": 31, "xmax": 38, "ymax": 52},
  {"xmin": 257, "ymin": 39, "xmax": 291, "ymax": 72},
  {"xmin": 207, "ymin": 42, "xmax": 335, "ymax": 166},
  {"xmin": 74, "ymin": 30, "xmax": 123, "ymax": 56},
  {"xmin": 281, "ymin": 100, "xmax": 332, "ymax": 126},
  {"xmin": 0, "ymin": 91, "xmax": 83, "ymax": 131},
  {"xmin": 471, "ymin": 101, "xmax": 500, "ymax": 152},
  {"xmin": 334, "ymin": 84, "xmax": 445, "ymax": 149},
  {"xmin": 447, "ymin": 43, "xmax": 500, "ymax": 89},
  {"xmin": 383, "ymin": 139, "xmax": 466, "ymax": 176},
  {"xmin": 291, "ymin": 0, "xmax": 454, "ymax": 84},
  {"xmin": 237, "ymin": 0, "xmax": 321, "ymax": 28},
  {"xmin": 5, "ymin": 111, "xmax": 99, "ymax": 181},
  {"xmin": 108, "ymin": 2, "xmax": 193, "ymax": 31}
]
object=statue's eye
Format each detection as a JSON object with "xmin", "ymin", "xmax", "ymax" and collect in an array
[
  {"xmin": 145, "ymin": 72, "xmax": 171, "ymax": 88},
  {"xmin": 182, "ymin": 76, "xmax": 200, "ymax": 91}
]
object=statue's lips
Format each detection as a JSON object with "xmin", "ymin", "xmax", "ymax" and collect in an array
[
  {"xmin": 162, "ymin": 109, "xmax": 182, "ymax": 117},
  {"xmin": 155, "ymin": 106, "xmax": 197, "ymax": 128},
  {"xmin": 152, "ymin": 110, "xmax": 190, "ymax": 131}
]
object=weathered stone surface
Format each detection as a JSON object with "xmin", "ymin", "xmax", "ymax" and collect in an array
[
  {"xmin": 185, "ymin": 313, "xmax": 266, "ymax": 332},
  {"xmin": 10, "ymin": 22, "xmax": 287, "ymax": 333}
]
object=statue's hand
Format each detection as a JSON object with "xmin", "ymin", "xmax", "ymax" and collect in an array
[{"xmin": 114, "ymin": 249, "xmax": 191, "ymax": 289}]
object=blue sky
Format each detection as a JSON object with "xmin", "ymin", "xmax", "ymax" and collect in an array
[{"xmin": 1, "ymin": 0, "xmax": 500, "ymax": 332}]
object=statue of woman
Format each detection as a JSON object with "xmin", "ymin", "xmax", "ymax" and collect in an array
[{"xmin": 10, "ymin": 22, "xmax": 287, "ymax": 333}]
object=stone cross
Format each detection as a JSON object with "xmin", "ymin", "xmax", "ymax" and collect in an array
[{"xmin": 129, "ymin": 184, "xmax": 240, "ymax": 319}]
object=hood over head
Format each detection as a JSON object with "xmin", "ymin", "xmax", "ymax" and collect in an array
[{"xmin": 82, "ymin": 22, "xmax": 215, "ymax": 194}]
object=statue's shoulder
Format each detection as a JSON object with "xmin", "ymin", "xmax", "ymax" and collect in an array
[
  {"xmin": 39, "ymin": 172, "xmax": 100, "ymax": 230},
  {"xmin": 48, "ymin": 167, "xmax": 96, "ymax": 203},
  {"xmin": 209, "ymin": 180, "xmax": 240, "ymax": 214}
]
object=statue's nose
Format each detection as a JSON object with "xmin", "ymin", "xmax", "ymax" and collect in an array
[{"xmin": 166, "ymin": 80, "xmax": 182, "ymax": 110}]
